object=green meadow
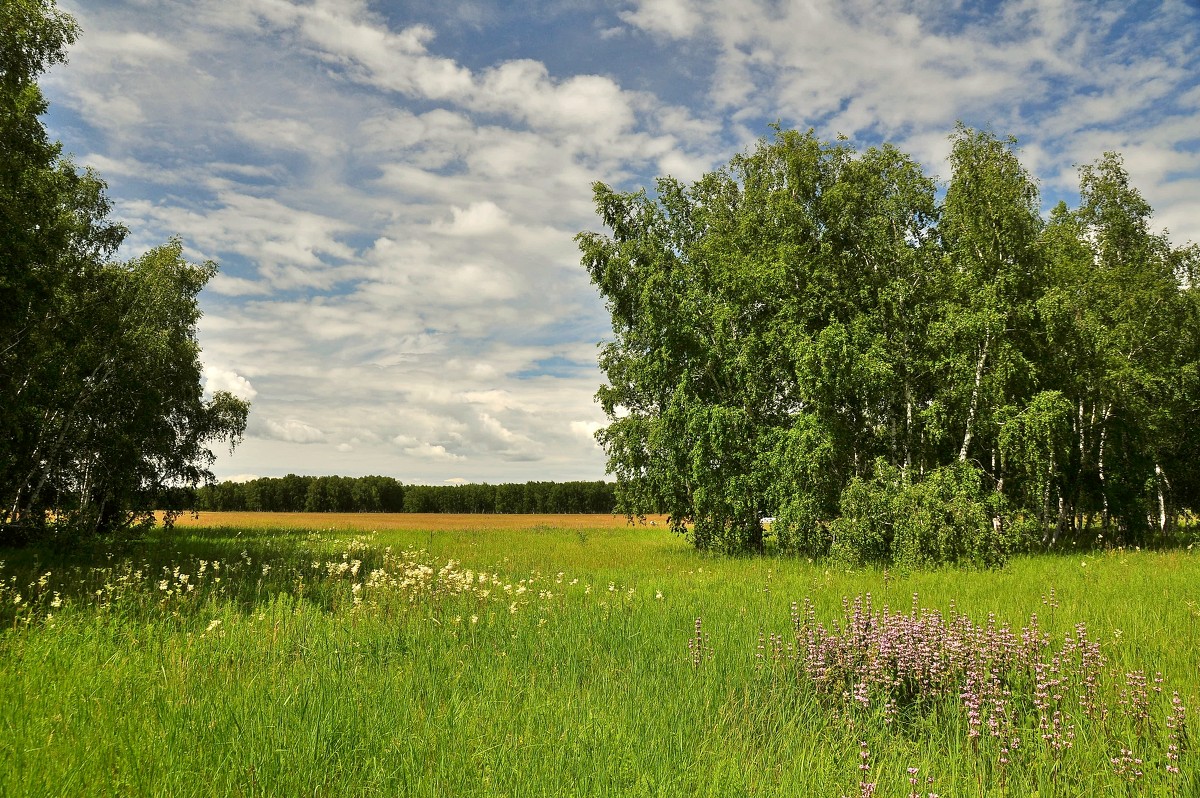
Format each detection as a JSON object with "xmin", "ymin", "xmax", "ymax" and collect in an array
[{"xmin": 1, "ymin": 519, "xmax": 1197, "ymax": 797}]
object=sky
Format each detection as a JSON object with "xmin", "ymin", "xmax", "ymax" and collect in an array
[{"xmin": 40, "ymin": 0, "xmax": 1200, "ymax": 485}]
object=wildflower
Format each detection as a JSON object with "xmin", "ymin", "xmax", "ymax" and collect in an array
[
  {"xmin": 205, "ymin": 619, "xmax": 222, "ymax": 634},
  {"xmin": 50, "ymin": 592, "xmax": 62, "ymax": 609},
  {"xmin": 470, "ymin": 615, "xmax": 479, "ymax": 624},
  {"xmin": 655, "ymin": 590, "xmax": 664, "ymax": 600}
]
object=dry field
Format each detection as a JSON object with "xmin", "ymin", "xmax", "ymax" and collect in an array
[{"xmin": 163, "ymin": 510, "xmax": 670, "ymax": 532}]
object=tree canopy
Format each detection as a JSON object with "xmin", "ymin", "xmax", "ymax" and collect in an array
[
  {"xmin": 1, "ymin": 0, "xmax": 249, "ymax": 542},
  {"xmin": 579, "ymin": 125, "xmax": 1200, "ymax": 563}
]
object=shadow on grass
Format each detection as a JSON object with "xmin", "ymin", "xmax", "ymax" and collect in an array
[{"xmin": 0, "ymin": 525, "xmax": 397, "ymax": 626}]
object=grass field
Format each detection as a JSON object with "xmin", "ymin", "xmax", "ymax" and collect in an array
[{"xmin": 1, "ymin": 514, "xmax": 1197, "ymax": 796}]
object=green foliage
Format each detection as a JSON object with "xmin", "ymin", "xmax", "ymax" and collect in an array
[
  {"xmin": 891, "ymin": 461, "xmax": 1023, "ymax": 568},
  {"xmin": 831, "ymin": 460, "xmax": 1019, "ymax": 568},
  {"xmin": 0, "ymin": 1, "xmax": 248, "ymax": 543},
  {"xmin": 580, "ymin": 125, "xmax": 1200, "ymax": 563},
  {"xmin": 762, "ymin": 414, "xmax": 837, "ymax": 556}
]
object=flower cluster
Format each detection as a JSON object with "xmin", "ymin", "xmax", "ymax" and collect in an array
[
  {"xmin": 0, "ymin": 534, "xmax": 669, "ymax": 637},
  {"xmin": 762, "ymin": 593, "xmax": 1190, "ymax": 786}
]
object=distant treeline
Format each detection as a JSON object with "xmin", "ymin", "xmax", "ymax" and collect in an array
[{"xmin": 193, "ymin": 475, "xmax": 619, "ymax": 514}]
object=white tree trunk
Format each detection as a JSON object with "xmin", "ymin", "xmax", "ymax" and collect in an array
[
  {"xmin": 959, "ymin": 331, "xmax": 991, "ymax": 462},
  {"xmin": 1097, "ymin": 404, "xmax": 1112, "ymax": 528},
  {"xmin": 1155, "ymin": 462, "xmax": 1168, "ymax": 533}
]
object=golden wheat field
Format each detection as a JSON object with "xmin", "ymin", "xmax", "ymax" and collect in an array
[{"xmin": 163, "ymin": 510, "xmax": 670, "ymax": 531}]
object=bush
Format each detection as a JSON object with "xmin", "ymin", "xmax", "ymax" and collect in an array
[{"xmin": 830, "ymin": 459, "xmax": 1029, "ymax": 568}]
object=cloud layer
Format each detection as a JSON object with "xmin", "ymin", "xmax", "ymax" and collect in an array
[{"xmin": 43, "ymin": 0, "xmax": 1200, "ymax": 482}]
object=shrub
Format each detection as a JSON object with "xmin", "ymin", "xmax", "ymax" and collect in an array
[{"xmin": 830, "ymin": 459, "xmax": 1028, "ymax": 568}]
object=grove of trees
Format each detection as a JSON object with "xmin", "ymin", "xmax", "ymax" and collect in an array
[
  {"xmin": 578, "ymin": 125, "xmax": 1200, "ymax": 564},
  {"xmin": 194, "ymin": 476, "xmax": 618, "ymax": 515},
  {"xmin": 1, "ymin": 0, "xmax": 249, "ymax": 542}
]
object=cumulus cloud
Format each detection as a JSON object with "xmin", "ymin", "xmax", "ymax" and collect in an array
[
  {"xmin": 435, "ymin": 201, "xmax": 509, "ymax": 237},
  {"xmin": 202, "ymin": 365, "xmax": 258, "ymax": 401},
  {"xmin": 254, "ymin": 418, "xmax": 326, "ymax": 444},
  {"xmin": 569, "ymin": 420, "xmax": 604, "ymax": 444},
  {"xmin": 619, "ymin": 0, "xmax": 702, "ymax": 38},
  {"xmin": 401, "ymin": 442, "xmax": 465, "ymax": 462}
]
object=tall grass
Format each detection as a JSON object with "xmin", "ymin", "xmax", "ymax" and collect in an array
[{"xmin": 1, "ymin": 521, "xmax": 1196, "ymax": 796}]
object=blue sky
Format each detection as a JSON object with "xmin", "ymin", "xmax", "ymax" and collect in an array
[{"xmin": 42, "ymin": 0, "xmax": 1200, "ymax": 484}]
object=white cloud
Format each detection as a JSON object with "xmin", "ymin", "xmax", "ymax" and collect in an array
[
  {"xmin": 436, "ymin": 201, "xmax": 510, "ymax": 237},
  {"xmin": 402, "ymin": 442, "xmax": 465, "ymax": 462},
  {"xmin": 255, "ymin": 418, "xmax": 326, "ymax": 444},
  {"xmin": 208, "ymin": 273, "xmax": 270, "ymax": 297},
  {"xmin": 569, "ymin": 420, "xmax": 604, "ymax": 446},
  {"xmin": 619, "ymin": 0, "xmax": 702, "ymax": 38},
  {"xmin": 202, "ymin": 365, "xmax": 258, "ymax": 401}
]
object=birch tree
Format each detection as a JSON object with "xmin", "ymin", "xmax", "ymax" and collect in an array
[
  {"xmin": 0, "ymin": 0, "xmax": 249, "ymax": 542},
  {"xmin": 934, "ymin": 125, "xmax": 1044, "ymax": 475}
]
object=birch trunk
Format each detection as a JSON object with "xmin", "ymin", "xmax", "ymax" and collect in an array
[
  {"xmin": 959, "ymin": 330, "xmax": 991, "ymax": 462},
  {"xmin": 1097, "ymin": 404, "xmax": 1112, "ymax": 530},
  {"xmin": 1155, "ymin": 462, "xmax": 1168, "ymax": 533}
]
